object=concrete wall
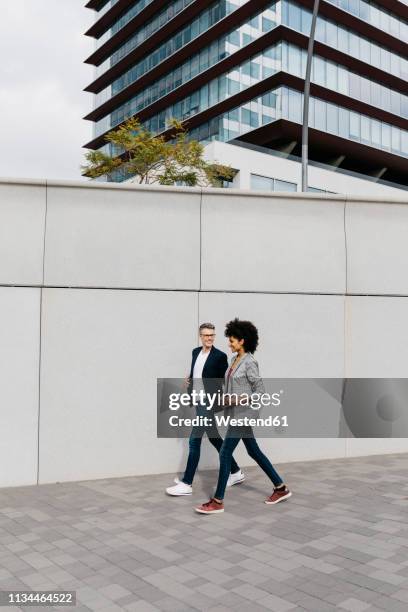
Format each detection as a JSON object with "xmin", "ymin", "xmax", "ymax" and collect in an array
[{"xmin": 0, "ymin": 178, "xmax": 407, "ymax": 488}]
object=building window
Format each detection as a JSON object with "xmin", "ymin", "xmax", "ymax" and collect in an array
[
  {"xmin": 251, "ymin": 174, "xmax": 297, "ymax": 192},
  {"xmin": 308, "ymin": 186, "xmax": 337, "ymax": 194}
]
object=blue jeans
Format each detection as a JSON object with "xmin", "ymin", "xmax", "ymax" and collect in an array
[
  {"xmin": 182, "ymin": 418, "xmax": 240, "ymax": 485},
  {"xmin": 214, "ymin": 425, "xmax": 283, "ymax": 500}
]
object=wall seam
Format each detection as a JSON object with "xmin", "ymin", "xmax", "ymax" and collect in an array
[
  {"xmin": 37, "ymin": 182, "xmax": 48, "ymax": 484},
  {"xmin": 37, "ymin": 289, "xmax": 43, "ymax": 486},
  {"xmin": 3, "ymin": 284, "xmax": 408, "ymax": 298},
  {"xmin": 199, "ymin": 187, "xmax": 202, "ymax": 293},
  {"xmin": 343, "ymin": 196, "xmax": 349, "ymax": 458},
  {"xmin": 41, "ymin": 181, "xmax": 48, "ymax": 286},
  {"xmin": 197, "ymin": 188, "xmax": 203, "ymax": 329}
]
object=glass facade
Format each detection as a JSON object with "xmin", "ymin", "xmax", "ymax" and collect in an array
[
  {"xmin": 96, "ymin": 46, "xmax": 280, "ymax": 136},
  {"xmin": 326, "ymin": 0, "xmax": 408, "ymax": 43},
  {"xmin": 94, "ymin": 39, "xmax": 408, "ymax": 137},
  {"xmin": 281, "ymin": 42, "xmax": 408, "ymax": 119},
  {"xmin": 96, "ymin": 0, "xmax": 154, "ymax": 48},
  {"xmin": 95, "ymin": 0, "xmax": 249, "ymax": 77},
  {"xmin": 307, "ymin": 186, "xmax": 334, "ymax": 193},
  {"xmin": 110, "ymin": 0, "xmax": 194, "ymax": 63},
  {"xmin": 282, "ymin": 0, "xmax": 408, "ymax": 81},
  {"xmin": 185, "ymin": 87, "xmax": 408, "ymax": 158},
  {"xmin": 94, "ymin": 7, "xmax": 279, "ymax": 134},
  {"xmin": 94, "ymin": 0, "xmax": 408, "ymax": 100},
  {"xmin": 95, "ymin": 0, "xmax": 253, "ymax": 90},
  {"xmin": 87, "ymin": 0, "xmax": 408, "ymax": 183},
  {"xmin": 251, "ymin": 173, "xmax": 297, "ymax": 191}
]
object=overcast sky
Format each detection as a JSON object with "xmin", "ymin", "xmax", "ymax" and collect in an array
[{"xmin": 0, "ymin": 0, "xmax": 95, "ymax": 180}]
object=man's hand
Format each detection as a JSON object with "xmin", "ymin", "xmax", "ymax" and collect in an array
[{"xmin": 182, "ymin": 376, "xmax": 191, "ymax": 391}]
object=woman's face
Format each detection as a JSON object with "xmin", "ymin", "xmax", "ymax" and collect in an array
[{"xmin": 228, "ymin": 336, "xmax": 245, "ymax": 353}]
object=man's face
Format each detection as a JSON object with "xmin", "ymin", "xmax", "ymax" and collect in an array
[{"xmin": 200, "ymin": 328, "xmax": 215, "ymax": 349}]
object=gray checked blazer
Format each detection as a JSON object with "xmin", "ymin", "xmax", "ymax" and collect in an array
[{"xmin": 224, "ymin": 352, "xmax": 265, "ymax": 417}]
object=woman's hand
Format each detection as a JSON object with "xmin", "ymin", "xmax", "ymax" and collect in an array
[{"xmin": 223, "ymin": 395, "xmax": 240, "ymax": 407}]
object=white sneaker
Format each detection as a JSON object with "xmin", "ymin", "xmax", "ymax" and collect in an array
[
  {"xmin": 166, "ymin": 479, "xmax": 192, "ymax": 496},
  {"xmin": 227, "ymin": 470, "xmax": 245, "ymax": 487}
]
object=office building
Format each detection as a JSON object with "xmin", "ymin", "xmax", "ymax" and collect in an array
[{"xmin": 84, "ymin": 0, "xmax": 408, "ymax": 190}]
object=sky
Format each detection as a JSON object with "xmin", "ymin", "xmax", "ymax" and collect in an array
[{"xmin": 0, "ymin": 0, "xmax": 95, "ymax": 180}]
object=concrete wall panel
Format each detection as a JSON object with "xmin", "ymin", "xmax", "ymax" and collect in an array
[
  {"xmin": 39, "ymin": 288, "xmax": 198, "ymax": 483},
  {"xmin": 201, "ymin": 192, "xmax": 346, "ymax": 294},
  {"xmin": 346, "ymin": 202, "xmax": 408, "ymax": 295},
  {"xmin": 44, "ymin": 185, "xmax": 201, "ymax": 290},
  {"xmin": 199, "ymin": 291, "xmax": 345, "ymax": 377},
  {"xmin": 0, "ymin": 182, "xmax": 45, "ymax": 285},
  {"xmin": 197, "ymin": 291, "xmax": 347, "ymax": 469},
  {"xmin": 0, "ymin": 287, "xmax": 40, "ymax": 487},
  {"xmin": 344, "ymin": 296, "xmax": 408, "ymax": 457},
  {"xmin": 346, "ymin": 296, "xmax": 408, "ymax": 378}
]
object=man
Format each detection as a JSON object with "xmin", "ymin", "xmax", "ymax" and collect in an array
[{"xmin": 166, "ymin": 322, "xmax": 245, "ymax": 495}]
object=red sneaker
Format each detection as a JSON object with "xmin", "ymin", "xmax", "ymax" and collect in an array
[
  {"xmin": 265, "ymin": 486, "xmax": 292, "ymax": 505},
  {"xmin": 195, "ymin": 498, "xmax": 224, "ymax": 514}
]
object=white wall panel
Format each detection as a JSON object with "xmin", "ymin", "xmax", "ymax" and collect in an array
[
  {"xmin": 201, "ymin": 191, "xmax": 346, "ymax": 294},
  {"xmin": 39, "ymin": 288, "xmax": 198, "ymax": 482},
  {"xmin": 197, "ymin": 291, "xmax": 346, "ymax": 468},
  {"xmin": 0, "ymin": 288, "xmax": 40, "ymax": 487},
  {"xmin": 199, "ymin": 291, "xmax": 345, "ymax": 377},
  {"xmin": 344, "ymin": 296, "xmax": 408, "ymax": 457},
  {"xmin": 44, "ymin": 185, "xmax": 201, "ymax": 290},
  {"xmin": 0, "ymin": 182, "xmax": 45, "ymax": 285},
  {"xmin": 346, "ymin": 202, "xmax": 408, "ymax": 295},
  {"xmin": 345, "ymin": 296, "xmax": 408, "ymax": 378}
]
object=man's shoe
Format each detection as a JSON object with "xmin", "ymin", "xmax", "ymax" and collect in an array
[
  {"xmin": 166, "ymin": 480, "xmax": 192, "ymax": 496},
  {"xmin": 195, "ymin": 499, "xmax": 224, "ymax": 514},
  {"xmin": 265, "ymin": 486, "xmax": 292, "ymax": 505},
  {"xmin": 227, "ymin": 469, "xmax": 245, "ymax": 487}
]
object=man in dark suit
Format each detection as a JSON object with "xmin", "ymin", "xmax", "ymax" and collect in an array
[{"xmin": 166, "ymin": 323, "xmax": 244, "ymax": 496}]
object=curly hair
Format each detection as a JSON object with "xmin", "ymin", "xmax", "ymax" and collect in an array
[{"xmin": 224, "ymin": 318, "xmax": 259, "ymax": 353}]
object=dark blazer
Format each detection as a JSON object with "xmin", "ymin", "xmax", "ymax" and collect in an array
[{"xmin": 188, "ymin": 346, "xmax": 228, "ymax": 399}]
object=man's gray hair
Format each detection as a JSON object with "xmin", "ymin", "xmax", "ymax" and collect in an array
[{"xmin": 199, "ymin": 322, "xmax": 215, "ymax": 331}]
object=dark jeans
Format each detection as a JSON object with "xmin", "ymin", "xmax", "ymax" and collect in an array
[
  {"xmin": 182, "ymin": 418, "xmax": 240, "ymax": 486},
  {"xmin": 214, "ymin": 425, "xmax": 283, "ymax": 500}
]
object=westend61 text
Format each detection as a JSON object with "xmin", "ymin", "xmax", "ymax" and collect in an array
[
  {"xmin": 168, "ymin": 390, "xmax": 283, "ymax": 411},
  {"xmin": 168, "ymin": 414, "xmax": 289, "ymax": 427}
]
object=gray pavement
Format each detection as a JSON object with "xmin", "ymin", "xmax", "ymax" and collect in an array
[{"xmin": 1, "ymin": 453, "xmax": 408, "ymax": 611}]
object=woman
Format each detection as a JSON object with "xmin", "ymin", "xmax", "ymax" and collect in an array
[{"xmin": 195, "ymin": 318, "xmax": 291, "ymax": 514}]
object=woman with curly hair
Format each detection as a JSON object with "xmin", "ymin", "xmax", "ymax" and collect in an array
[{"xmin": 195, "ymin": 318, "xmax": 291, "ymax": 514}]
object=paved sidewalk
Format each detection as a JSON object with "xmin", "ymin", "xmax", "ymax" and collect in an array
[{"xmin": 1, "ymin": 453, "xmax": 408, "ymax": 612}]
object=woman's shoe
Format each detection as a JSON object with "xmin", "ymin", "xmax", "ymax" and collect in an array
[
  {"xmin": 264, "ymin": 486, "xmax": 292, "ymax": 505},
  {"xmin": 195, "ymin": 499, "xmax": 224, "ymax": 514}
]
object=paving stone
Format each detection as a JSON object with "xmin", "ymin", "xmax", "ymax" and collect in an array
[
  {"xmin": 368, "ymin": 569, "xmax": 406, "ymax": 586},
  {"xmin": 338, "ymin": 598, "xmax": 371, "ymax": 611},
  {"xmin": 391, "ymin": 589, "xmax": 408, "ymax": 604},
  {"xmin": 97, "ymin": 583, "xmax": 132, "ymax": 600},
  {"xmin": 123, "ymin": 601, "xmax": 160, "ymax": 611},
  {"xmin": 0, "ymin": 454, "xmax": 407, "ymax": 611},
  {"xmin": 256, "ymin": 593, "xmax": 297, "ymax": 611}
]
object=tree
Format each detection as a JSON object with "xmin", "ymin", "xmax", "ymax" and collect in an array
[{"xmin": 82, "ymin": 117, "xmax": 235, "ymax": 187}]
